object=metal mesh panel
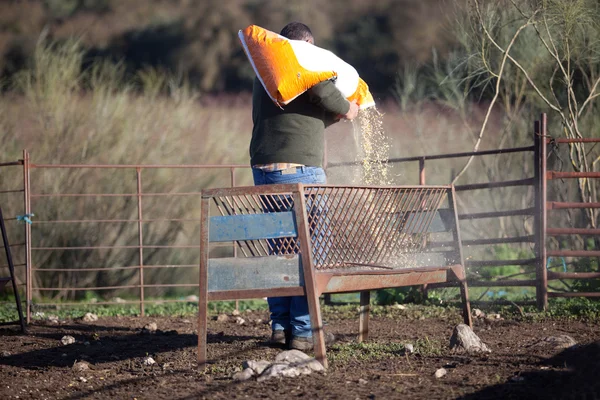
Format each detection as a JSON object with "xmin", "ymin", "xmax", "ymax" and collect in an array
[{"xmin": 210, "ymin": 186, "xmax": 448, "ymax": 270}]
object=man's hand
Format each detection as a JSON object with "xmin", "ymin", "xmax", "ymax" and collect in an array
[{"xmin": 343, "ymin": 100, "xmax": 359, "ymax": 121}]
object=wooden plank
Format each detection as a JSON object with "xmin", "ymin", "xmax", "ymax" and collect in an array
[
  {"xmin": 209, "ymin": 212, "xmax": 297, "ymax": 242},
  {"xmin": 208, "ymin": 255, "xmax": 303, "ymax": 291},
  {"xmin": 321, "ymin": 269, "xmax": 449, "ymax": 293},
  {"xmin": 209, "ymin": 287, "xmax": 305, "ymax": 301}
]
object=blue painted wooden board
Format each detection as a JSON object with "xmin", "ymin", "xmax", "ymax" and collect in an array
[
  {"xmin": 209, "ymin": 212, "xmax": 297, "ymax": 242},
  {"xmin": 208, "ymin": 255, "xmax": 303, "ymax": 291}
]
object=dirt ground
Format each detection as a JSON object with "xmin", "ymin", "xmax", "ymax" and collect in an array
[{"xmin": 0, "ymin": 305, "xmax": 599, "ymax": 400}]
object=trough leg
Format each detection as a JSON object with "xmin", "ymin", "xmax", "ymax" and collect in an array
[
  {"xmin": 293, "ymin": 187, "xmax": 328, "ymax": 368},
  {"xmin": 450, "ymin": 265, "xmax": 472, "ymax": 328},
  {"xmin": 358, "ymin": 291, "xmax": 370, "ymax": 343},
  {"xmin": 198, "ymin": 197, "xmax": 210, "ymax": 368}
]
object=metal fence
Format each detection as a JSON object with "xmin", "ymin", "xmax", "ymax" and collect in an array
[{"xmin": 1, "ymin": 113, "xmax": 599, "ymax": 321}]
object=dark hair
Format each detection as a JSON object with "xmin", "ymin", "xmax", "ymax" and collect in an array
[{"xmin": 280, "ymin": 22, "xmax": 314, "ymax": 42}]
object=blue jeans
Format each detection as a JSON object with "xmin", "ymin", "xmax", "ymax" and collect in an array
[{"xmin": 252, "ymin": 166, "xmax": 326, "ymax": 338}]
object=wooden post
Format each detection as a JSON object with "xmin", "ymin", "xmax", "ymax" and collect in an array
[
  {"xmin": 358, "ymin": 291, "xmax": 370, "ymax": 343},
  {"xmin": 293, "ymin": 184, "xmax": 327, "ymax": 368},
  {"xmin": 449, "ymin": 186, "xmax": 472, "ymax": 327},
  {"xmin": 198, "ymin": 196, "xmax": 210, "ymax": 367}
]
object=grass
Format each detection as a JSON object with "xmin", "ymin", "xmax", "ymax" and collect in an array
[{"xmin": 329, "ymin": 337, "xmax": 443, "ymax": 366}]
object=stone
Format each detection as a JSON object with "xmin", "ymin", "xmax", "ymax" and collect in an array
[
  {"xmin": 275, "ymin": 350, "xmax": 324, "ymax": 372},
  {"xmin": 185, "ymin": 295, "xmax": 199, "ymax": 302},
  {"xmin": 34, "ymin": 311, "xmax": 45, "ymax": 319},
  {"xmin": 434, "ymin": 368, "xmax": 447, "ymax": 378},
  {"xmin": 404, "ymin": 344, "xmax": 414, "ymax": 354},
  {"xmin": 472, "ymin": 309, "xmax": 485, "ymax": 319},
  {"xmin": 216, "ymin": 314, "xmax": 229, "ymax": 323},
  {"xmin": 143, "ymin": 322, "xmax": 158, "ymax": 333},
  {"xmin": 358, "ymin": 378, "xmax": 368, "ymax": 385},
  {"xmin": 1, "ymin": 351, "xmax": 11, "ymax": 357},
  {"xmin": 538, "ymin": 335, "xmax": 577, "ymax": 350},
  {"xmin": 393, "ymin": 304, "xmax": 407, "ymax": 310},
  {"xmin": 143, "ymin": 356, "xmax": 156, "ymax": 366},
  {"xmin": 48, "ymin": 315, "xmax": 60, "ymax": 324},
  {"xmin": 61, "ymin": 336, "xmax": 76, "ymax": 346},
  {"xmin": 449, "ymin": 324, "xmax": 491, "ymax": 354},
  {"xmin": 82, "ymin": 313, "xmax": 98, "ymax": 322},
  {"xmin": 182, "ymin": 319, "xmax": 191, "ymax": 324},
  {"xmin": 72, "ymin": 361, "xmax": 90, "ymax": 372},
  {"xmin": 111, "ymin": 297, "xmax": 127, "ymax": 303},
  {"xmin": 233, "ymin": 368, "xmax": 254, "ymax": 381},
  {"xmin": 235, "ymin": 317, "xmax": 246, "ymax": 325},
  {"xmin": 232, "ymin": 309, "xmax": 241, "ymax": 316},
  {"xmin": 275, "ymin": 350, "xmax": 311, "ymax": 363},
  {"xmin": 242, "ymin": 360, "xmax": 272, "ymax": 376},
  {"xmin": 258, "ymin": 363, "xmax": 301, "ymax": 381},
  {"xmin": 79, "ymin": 377, "xmax": 87, "ymax": 383}
]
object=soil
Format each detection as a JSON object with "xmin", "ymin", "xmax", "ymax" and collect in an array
[{"xmin": 0, "ymin": 306, "xmax": 599, "ymax": 400}]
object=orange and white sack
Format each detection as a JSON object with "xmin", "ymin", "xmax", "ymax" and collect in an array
[{"xmin": 238, "ymin": 25, "xmax": 375, "ymax": 109}]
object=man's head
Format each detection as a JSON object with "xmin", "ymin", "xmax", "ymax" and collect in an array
[{"xmin": 280, "ymin": 22, "xmax": 314, "ymax": 45}]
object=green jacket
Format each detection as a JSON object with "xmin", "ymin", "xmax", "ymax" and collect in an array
[{"xmin": 250, "ymin": 78, "xmax": 350, "ymax": 168}]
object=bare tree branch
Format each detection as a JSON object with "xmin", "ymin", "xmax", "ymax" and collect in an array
[{"xmin": 452, "ymin": 3, "xmax": 538, "ymax": 184}]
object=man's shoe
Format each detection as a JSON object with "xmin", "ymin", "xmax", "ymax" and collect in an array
[
  {"xmin": 290, "ymin": 332, "xmax": 335, "ymax": 351},
  {"xmin": 270, "ymin": 330, "xmax": 291, "ymax": 346}
]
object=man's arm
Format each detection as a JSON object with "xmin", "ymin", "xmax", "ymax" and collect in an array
[{"xmin": 308, "ymin": 80, "xmax": 359, "ymax": 120}]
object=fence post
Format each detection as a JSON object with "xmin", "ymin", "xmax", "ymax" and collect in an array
[
  {"xmin": 419, "ymin": 157, "xmax": 429, "ymax": 299},
  {"xmin": 534, "ymin": 114, "xmax": 548, "ymax": 310},
  {"xmin": 136, "ymin": 168, "xmax": 145, "ymax": 316},
  {"xmin": 230, "ymin": 167, "xmax": 239, "ymax": 312},
  {"xmin": 23, "ymin": 149, "xmax": 32, "ymax": 323}
]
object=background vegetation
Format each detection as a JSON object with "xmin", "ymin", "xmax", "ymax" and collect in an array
[{"xmin": 0, "ymin": 0, "xmax": 598, "ymax": 306}]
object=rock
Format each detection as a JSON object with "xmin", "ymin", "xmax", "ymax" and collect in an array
[
  {"xmin": 233, "ymin": 368, "xmax": 254, "ymax": 381},
  {"xmin": 510, "ymin": 375, "xmax": 525, "ymax": 382},
  {"xmin": 487, "ymin": 313, "xmax": 502, "ymax": 320},
  {"xmin": 61, "ymin": 336, "xmax": 76, "ymax": 346},
  {"xmin": 0, "ymin": 351, "xmax": 11, "ymax": 357},
  {"xmin": 232, "ymin": 309, "xmax": 241, "ymax": 316},
  {"xmin": 405, "ymin": 344, "xmax": 414, "ymax": 354},
  {"xmin": 185, "ymin": 295, "xmax": 199, "ymax": 302},
  {"xmin": 79, "ymin": 377, "xmax": 88, "ymax": 383},
  {"xmin": 235, "ymin": 317, "xmax": 246, "ymax": 325},
  {"xmin": 182, "ymin": 319, "xmax": 191, "ymax": 324},
  {"xmin": 393, "ymin": 304, "xmax": 407, "ymax": 310},
  {"xmin": 358, "ymin": 378, "xmax": 368, "ymax": 385},
  {"xmin": 275, "ymin": 350, "xmax": 324, "ymax": 372},
  {"xmin": 34, "ymin": 311, "xmax": 45, "ymax": 319},
  {"xmin": 434, "ymin": 368, "xmax": 447, "ymax": 378},
  {"xmin": 472, "ymin": 309, "xmax": 485, "ymax": 319},
  {"xmin": 243, "ymin": 360, "xmax": 272, "ymax": 376},
  {"xmin": 537, "ymin": 335, "xmax": 577, "ymax": 350},
  {"xmin": 82, "ymin": 313, "xmax": 98, "ymax": 322},
  {"xmin": 48, "ymin": 315, "xmax": 60, "ymax": 324},
  {"xmin": 449, "ymin": 324, "xmax": 491, "ymax": 354},
  {"xmin": 111, "ymin": 297, "xmax": 127, "ymax": 303},
  {"xmin": 61, "ymin": 353, "xmax": 68, "ymax": 357},
  {"xmin": 254, "ymin": 319, "xmax": 264, "ymax": 325},
  {"xmin": 72, "ymin": 361, "xmax": 90, "ymax": 372},
  {"xmin": 143, "ymin": 322, "xmax": 158, "ymax": 333},
  {"xmin": 216, "ymin": 314, "xmax": 229, "ymax": 323},
  {"xmin": 143, "ymin": 356, "xmax": 156, "ymax": 366},
  {"xmin": 257, "ymin": 363, "xmax": 301, "ymax": 382}
]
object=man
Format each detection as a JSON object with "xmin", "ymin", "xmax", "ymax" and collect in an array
[{"xmin": 250, "ymin": 22, "xmax": 359, "ymax": 351}]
